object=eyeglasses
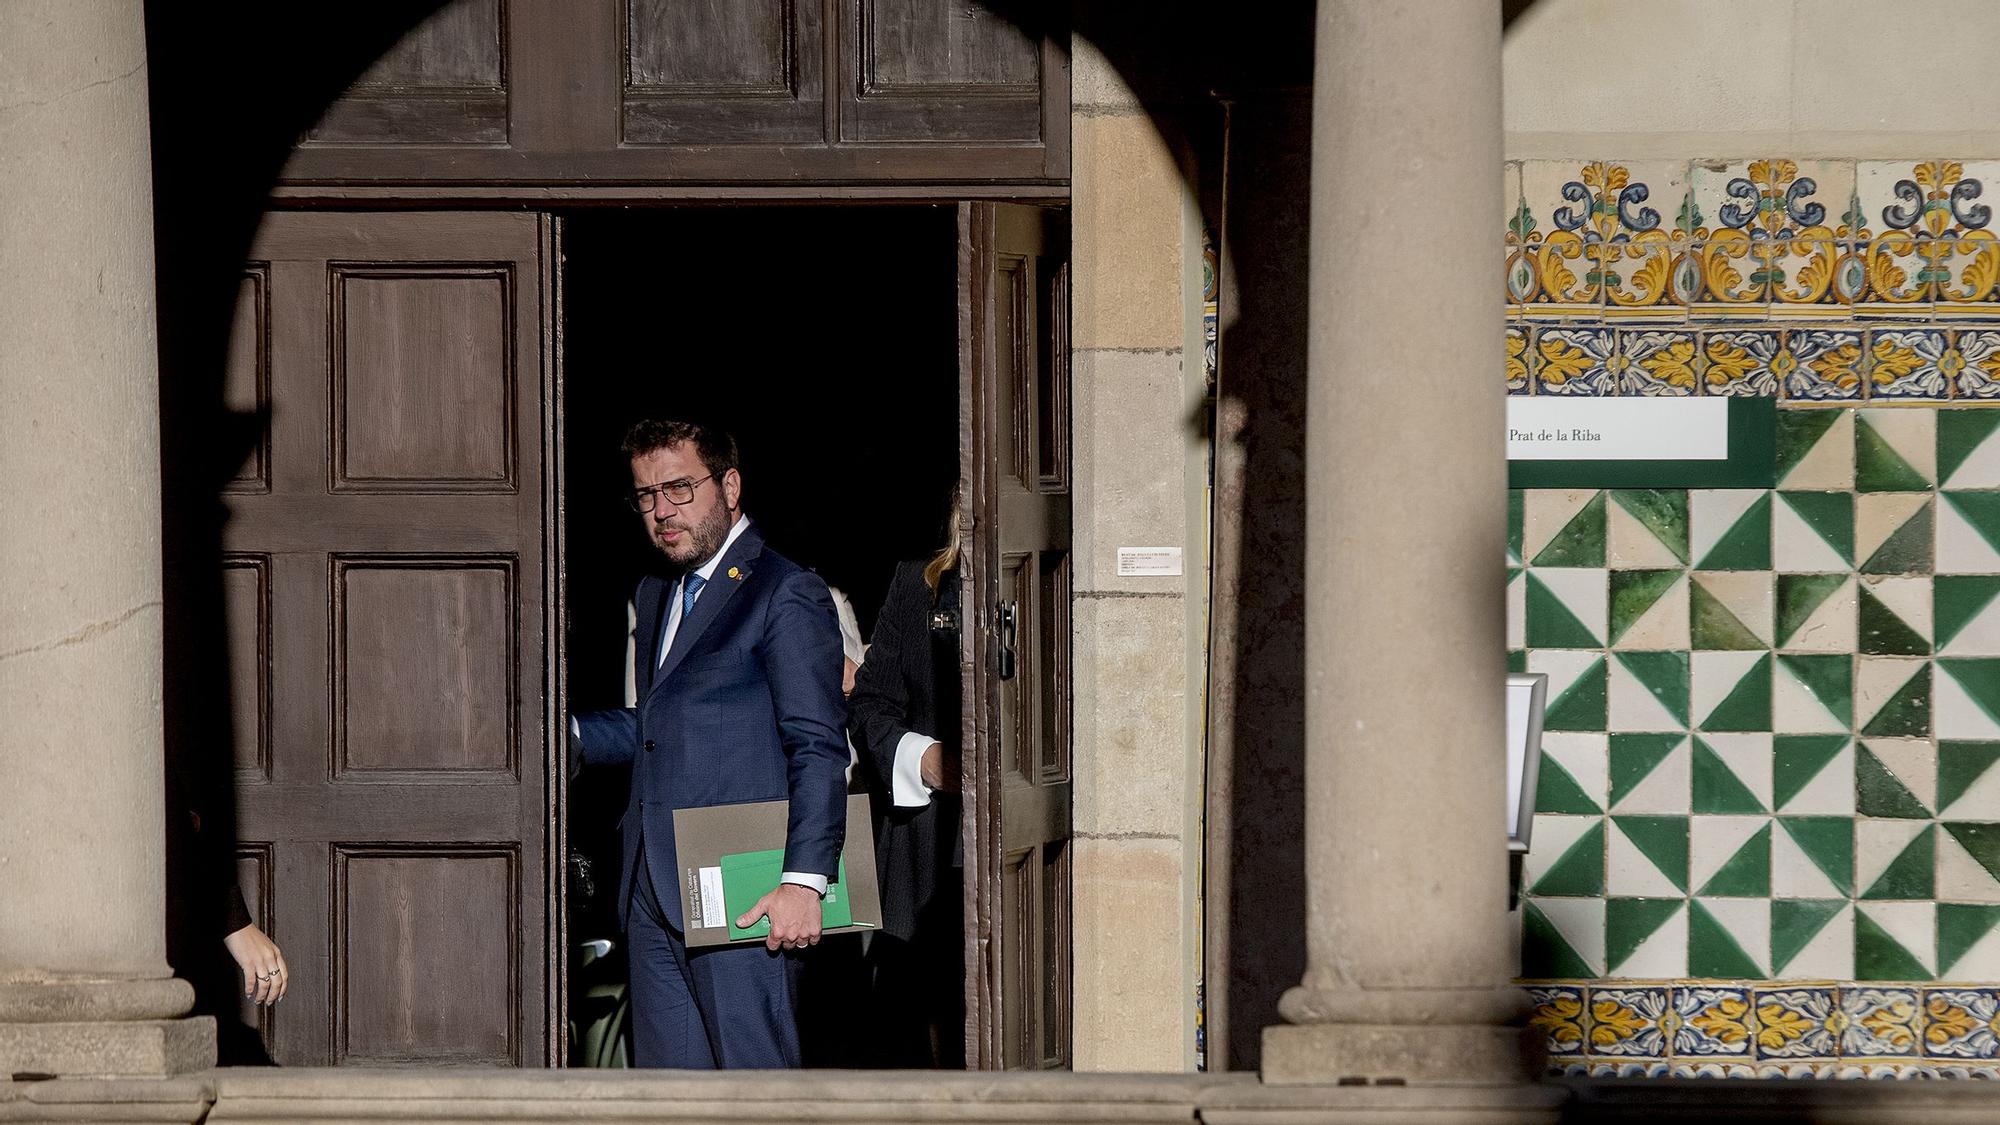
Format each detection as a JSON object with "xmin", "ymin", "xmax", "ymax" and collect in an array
[{"xmin": 626, "ymin": 475, "xmax": 712, "ymax": 513}]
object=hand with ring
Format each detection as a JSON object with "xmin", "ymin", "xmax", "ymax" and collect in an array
[{"xmin": 224, "ymin": 923, "xmax": 289, "ymax": 1006}]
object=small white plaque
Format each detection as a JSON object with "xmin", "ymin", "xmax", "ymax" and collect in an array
[
  {"xmin": 697, "ymin": 866, "xmax": 726, "ymax": 929},
  {"xmin": 1507, "ymin": 397, "xmax": 1728, "ymax": 461},
  {"xmin": 1117, "ymin": 547, "xmax": 1184, "ymax": 577}
]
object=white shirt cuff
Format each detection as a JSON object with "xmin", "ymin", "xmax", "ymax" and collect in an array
[
  {"xmin": 781, "ymin": 872, "xmax": 828, "ymax": 896},
  {"xmin": 892, "ymin": 731, "xmax": 936, "ymax": 808},
  {"xmin": 569, "ymin": 716, "xmax": 581, "ymax": 739}
]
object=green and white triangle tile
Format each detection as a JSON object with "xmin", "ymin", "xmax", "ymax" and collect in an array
[
  {"xmin": 1689, "ymin": 898, "xmax": 1770, "ymax": 977},
  {"xmin": 1605, "ymin": 897, "xmax": 1688, "ymax": 977},
  {"xmin": 1773, "ymin": 492, "xmax": 1855, "ymax": 571},
  {"xmin": 1691, "ymin": 815, "xmax": 1772, "ymax": 895},
  {"xmin": 1608, "ymin": 733, "xmax": 1691, "ymax": 813},
  {"xmin": 1609, "ymin": 570, "xmax": 1690, "ymax": 650},
  {"xmin": 1773, "ymin": 654, "xmax": 1853, "ymax": 733},
  {"xmin": 1774, "ymin": 735, "xmax": 1855, "ymax": 815},
  {"xmin": 1776, "ymin": 408, "xmax": 1855, "ymax": 491},
  {"xmin": 1691, "ymin": 491, "xmax": 1774, "ymax": 571},
  {"xmin": 1857, "ymin": 819, "xmax": 1935, "ymax": 900},
  {"xmin": 1936, "ymin": 659, "xmax": 2000, "ymax": 739},
  {"xmin": 1691, "ymin": 571, "xmax": 1773, "ymax": 650},
  {"xmin": 1609, "ymin": 652, "xmax": 1690, "ymax": 732},
  {"xmin": 1854, "ymin": 902, "xmax": 1935, "ymax": 981},
  {"xmin": 1938, "ymin": 409, "xmax": 2000, "ymax": 489},
  {"xmin": 1855, "ymin": 657, "xmax": 1932, "ymax": 738},
  {"xmin": 1522, "ymin": 897, "xmax": 1606, "ymax": 978},
  {"xmin": 1525, "ymin": 489, "xmax": 1608, "ymax": 568},
  {"xmin": 1525, "ymin": 815, "xmax": 1607, "ymax": 897},
  {"xmin": 1507, "ymin": 567, "xmax": 1526, "ymax": 650},
  {"xmin": 1775, "ymin": 573, "xmax": 1855, "ymax": 653},
  {"xmin": 1526, "ymin": 569, "xmax": 1607, "ymax": 648},
  {"xmin": 1936, "ymin": 576, "xmax": 2000, "ymax": 656},
  {"xmin": 1937, "ymin": 903, "xmax": 2000, "ymax": 977},
  {"xmin": 1772, "ymin": 900, "xmax": 1854, "ymax": 979},
  {"xmin": 1937, "ymin": 825, "xmax": 2000, "ymax": 905},
  {"xmin": 1856, "ymin": 408, "xmax": 1938, "ymax": 492},
  {"xmin": 1939, "ymin": 493, "xmax": 2000, "ymax": 574},
  {"xmin": 1856, "ymin": 738, "xmax": 1936, "ymax": 818},
  {"xmin": 1774, "ymin": 816, "xmax": 1854, "ymax": 898},
  {"xmin": 1509, "ymin": 649, "xmax": 1528, "ymax": 673},
  {"xmin": 1531, "ymin": 650, "xmax": 1610, "ymax": 732},
  {"xmin": 1509, "ymin": 489, "xmax": 1526, "ymax": 566},
  {"xmin": 1693, "ymin": 651, "xmax": 1773, "ymax": 732},
  {"xmin": 1859, "ymin": 576, "xmax": 1933, "ymax": 656},
  {"xmin": 1855, "ymin": 493, "xmax": 1934, "ymax": 576},
  {"xmin": 1609, "ymin": 814, "xmax": 1690, "ymax": 896},
  {"xmin": 1692, "ymin": 734, "xmax": 1772, "ymax": 814},
  {"xmin": 1862, "ymin": 580, "xmax": 1934, "ymax": 662},
  {"xmin": 1607, "ymin": 489, "xmax": 1690, "ymax": 568},
  {"xmin": 1537, "ymin": 732, "xmax": 1608, "ymax": 815},
  {"xmin": 1939, "ymin": 742, "xmax": 2000, "ymax": 819}
]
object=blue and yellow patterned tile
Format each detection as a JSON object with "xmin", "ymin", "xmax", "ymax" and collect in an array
[
  {"xmin": 1616, "ymin": 329, "xmax": 1699, "ymax": 395},
  {"xmin": 1536, "ymin": 327, "xmax": 1618, "ymax": 395},
  {"xmin": 1600, "ymin": 161, "xmax": 1690, "ymax": 322},
  {"xmin": 1507, "ymin": 324, "xmax": 1533, "ymax": 395},
  {"xmin": 1779, "ymin": 330, "xmax": 1867, "ymax": 402},
  {"xmin": 1921, "ymin": 988, "xmax": 2000, "ymax": 1060},
  {"xmin": 1868, "ymin": 328, "xmax": 1955, "ymax": 400},
  {"xmin": 1700, "ymin": 330, "xmax": 1781, "ymax": 397},
  {"xmin": 1841, "ymin": 985, "xmax": 1925, "ymax": 1055},
  {"xmin": 1518, "ymin": 160, "xmax": 1612, "ymax": 318},
  {"xmin": 1674, "ymin": 986, "xmax": 1755, "ymax": 1059},
  {"xmin": 1766, "ymin": 160, "xmax": 1857, "ymax": 321},
  {"xmin": 1953, "ymin": 329, "xmax": 2000, "ymax": 399},
  {"xmin": 1753, "ymin": 987, "xmax": 1839, "ymax": 1061},
  {"xmin": 1526, "ymin": 984, "xmax": 1587, "ymax": 1057},
  {"xmin": 1933, "ymin": 239, "xmax": 2000, "ymax": 319},
  {"xmin": 1586, "ymin": 985, "xmax": 1672, "ymax": 1058}
]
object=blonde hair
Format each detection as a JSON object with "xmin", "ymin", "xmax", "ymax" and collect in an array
[{"xmin": 923, "ymin": 488, "xmax": 963, "ymax": 592}]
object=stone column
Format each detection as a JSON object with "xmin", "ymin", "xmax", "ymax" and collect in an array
[
  {"xmin": 1260, "ymin": 0, "xmax": 1526, "ymax": 1085},
  {"xmin": 0, "ymin": 0, "xmax": 214, "ymax": 1076}
]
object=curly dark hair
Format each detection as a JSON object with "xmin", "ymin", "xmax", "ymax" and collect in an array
[{"xmin": 619, "ymin": 418, "xmax": 740, "ymax": 480}]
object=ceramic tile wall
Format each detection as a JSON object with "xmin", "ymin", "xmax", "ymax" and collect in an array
[{"xmin": 1511, "ymin": 159, "xmax": 2000, "ymax": 1078}]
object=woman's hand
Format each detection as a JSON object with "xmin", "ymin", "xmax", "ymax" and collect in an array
[{"xmin": 223, "ymin": 924, "xmax": 288, "ymax": 1006}]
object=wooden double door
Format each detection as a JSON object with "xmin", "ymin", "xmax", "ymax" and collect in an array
[{"xmin": 221, "ymin": 204, "xmax": 1069, "ymax": 1068}]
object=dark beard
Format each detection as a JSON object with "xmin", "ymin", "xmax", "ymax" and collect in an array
[{"xmin": 657, "ymin": 501, "xmax": 732, "ymax": 577}]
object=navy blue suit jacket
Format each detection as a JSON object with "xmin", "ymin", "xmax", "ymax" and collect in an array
[{"xmin": 571, "ymin": 523, "xmax": 849, "ymax": 930}]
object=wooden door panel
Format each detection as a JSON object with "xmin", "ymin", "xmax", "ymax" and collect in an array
[
  {"xmin": 333, "ymin": 267, "xmax": 517, "ymax": 489},
  {"xmin": 222, "ymin": 556, "xmax": 272, "ymax": 779},
  {"xmin": 227, "ymin": 210, "xmax": 553, "ymax": 1066},
  {"xmin": 277, "ymin": 0, "xmax": 1067, "ymax": 185},
  {"xmin": 334, "ymin": 559, "xmax": 517, "ymax": 777},
  {"xmin": 336, "ymin": 847, "xmax": 519, "ymax": 1065},
  {"xmin": 960, "ymin": 201, "xmax": 1072, "ymax": 1070},
  {"xmin": 225, "ymin": 267, "xmax": 271, "ymax": 493},
  {"xmin": 622, "ymin": 0, "xmax": 824, "ymax": 145},
  {"xmin": 841, "ymin": 0, "xmax": 1046, "ymax": 143},
  {"xmin": 303, "ymin": 0, "xmax": 509, "ymax": 146}
]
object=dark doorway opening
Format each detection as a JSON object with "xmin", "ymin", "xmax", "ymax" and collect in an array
[{"xmin": 559, "ymin": 204, "xmax": 962, "ymax": 1065}]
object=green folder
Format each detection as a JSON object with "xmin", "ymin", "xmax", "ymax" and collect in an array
[{"xmin": 721, "ymin": 850, "xmax": 854, "ymax": 941}]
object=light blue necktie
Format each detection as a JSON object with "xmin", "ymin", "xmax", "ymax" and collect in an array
[{"xmin": 681, "ymin": 572, "xmax": 706, "ymax": 621}]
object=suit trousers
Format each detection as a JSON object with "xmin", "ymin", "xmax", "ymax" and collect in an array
[{"xmin": 627, "ymin": 842, "xmax": 805, "ymax": 1068}]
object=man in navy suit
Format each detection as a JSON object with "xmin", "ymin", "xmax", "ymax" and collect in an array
[{"xmin": 571, "ymin": 418, "xmax": 848, "ymax": 1069}]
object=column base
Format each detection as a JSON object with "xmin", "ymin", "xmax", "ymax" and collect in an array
[
  {"xmin": 0, "ymin": 1017, "xmax": 216, "ymax": 1079},
  {"xmin": 1261, "ymin": 1021, "xmax": 1542, "ymax": 1087}
]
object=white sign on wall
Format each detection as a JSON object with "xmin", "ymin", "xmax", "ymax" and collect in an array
[
  {"xmin": 1117, "ymin": 547, "xmax": 1184, "ymax": 577},
  {"xmin": 1507, "ymin": 397, "xmax": 1729, "ymax": 461}
]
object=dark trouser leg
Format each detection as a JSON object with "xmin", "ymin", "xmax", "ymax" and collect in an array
[
  {"xmin": 684, "ymin": 939, "xmax": 805, "ymax": 1068},
  {"xmin": 625, "ymin": 852, "xmax": 718, "ymax": 1068}
]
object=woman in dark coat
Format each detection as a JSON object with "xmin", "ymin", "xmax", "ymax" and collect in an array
[{"xmin": 847, "ymin": 517, "xmax": 964, "ymax": 1068}]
